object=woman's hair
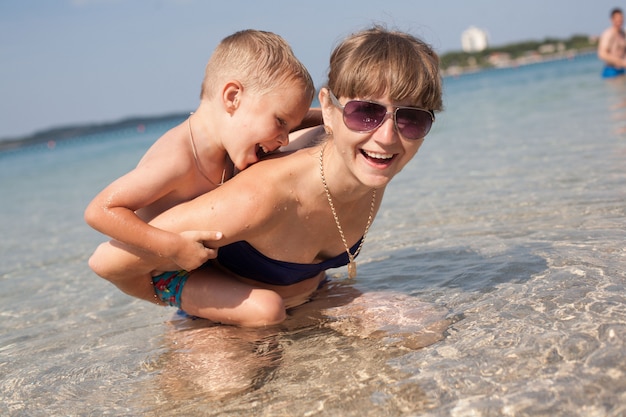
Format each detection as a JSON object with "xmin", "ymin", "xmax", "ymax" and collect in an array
[
  {"xmin": 326, "ymin": 26, "xmax": 443, "ymax": 112},
  {"xmin": 201, "ymin": 29, "xmax": 315, "ymax": 101}
]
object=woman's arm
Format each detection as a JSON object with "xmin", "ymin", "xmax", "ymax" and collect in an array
[{"xmin": 96, "ymin": 157, "xmax": 291, "ymax": 277}]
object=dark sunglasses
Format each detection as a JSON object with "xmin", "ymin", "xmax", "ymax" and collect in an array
[{"xmin": 328, "ymin": 90, "xmax": 434, "ymax": 140}]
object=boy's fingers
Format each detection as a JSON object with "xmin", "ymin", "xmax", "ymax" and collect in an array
[
  {"xmin": 180, "ymin": 230, "xmax": 223, "ymax": 247},
  {"xmin": 199, "ymin": 231, "xmax": 223, "ymax": 241},
  {"xmin": 195, "ymin": 230, "xmax": 223, "ymax": 248}
]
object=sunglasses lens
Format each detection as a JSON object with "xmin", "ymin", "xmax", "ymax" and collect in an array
[
  {"xmin": 343, "ymin": 101, "xmax": 387, "ymax": 132},
  {"xmin": 338, "ymin": 96, "xmax": 433, "ymax": 140},
  {"xmin": 396, "ymin": 108, "xmax": 433, "ymax": 139}
]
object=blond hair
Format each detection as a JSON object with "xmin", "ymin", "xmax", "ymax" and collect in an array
[
  {"xmin": 326, "ymin": 26, "xmax": 443, "ymax": 112},
  {"xmin": 201, "ymin": 29, "xmax": 315, "ymax": 101}
]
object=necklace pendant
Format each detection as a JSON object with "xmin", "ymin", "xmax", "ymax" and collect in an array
[
  {"xmin": 320, "ymin": 145, "xmax": 374, "ymax": 282},
  {"xmin": 347, "ymin": 261, "xmax": 357, "ymax": 279}
]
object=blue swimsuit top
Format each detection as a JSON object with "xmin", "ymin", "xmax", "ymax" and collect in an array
[{"xmin": 216, "ymin": 238, "xmax": 363, "ymax": 286}]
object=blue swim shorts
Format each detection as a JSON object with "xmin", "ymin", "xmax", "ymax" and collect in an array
[
  {"xmin": 152, "ymin": 270, "xmax": 190, "ymax": 307},
  {"xmin": 602, "ymin": 66, "xmax": 625, "ymax": 78}
]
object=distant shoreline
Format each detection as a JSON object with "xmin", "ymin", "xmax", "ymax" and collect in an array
[
  {"xmin": 0, "ymin": 113, "xmax": 188, "ymax": 152},
  {"xmin": 439, "ymin": 33, "xmax": 597, "ymax": 75},
  {"xmin": 442, "ymin": 49, "xmax": 597, "ymax": 78}
]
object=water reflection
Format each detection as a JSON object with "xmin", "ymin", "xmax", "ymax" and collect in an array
[
  {"xmin": 157, "ymin": 320, "xmax": 282, "ymax": 401},
  {"xmin": 154, "ymin": 281, "xmax": 452, "ymax": 405}
]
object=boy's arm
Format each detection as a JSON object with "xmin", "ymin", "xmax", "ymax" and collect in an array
[
  {"xmin": 281, "ymin": 125, "xmax": 325, "ymax": 153},
  {"xmin": 87, "ymin": 167, "xmax": 285, "ymax": 304},
  {"xmin": 291, "ymin": 107, "xmax": 322, "ymax": 132},
  {"xmin": 100, "ymin": 158, "xmax": 290, "ymax": 277},
  {"xmin": 84, "ymin": 157, "xmax": 219, "ymax": 271}
]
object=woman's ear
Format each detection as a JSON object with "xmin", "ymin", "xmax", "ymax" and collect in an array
[
  {"xmin": 222, "ymin": 80, "xmax": 244, "ymax": 114},
  {"xmin": 319, "ymin": 88, "xmax": 335, "ymax": 131}
]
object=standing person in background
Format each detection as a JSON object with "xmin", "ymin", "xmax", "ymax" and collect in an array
[
  {"xmin": 598, "ymin": 7, "xmax": 626, "ymax": 78},
  {"xmin": 85, "ymin": 29, "xmax": 316, "ymax": 303}
]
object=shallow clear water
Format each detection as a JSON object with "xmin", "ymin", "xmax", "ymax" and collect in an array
[{"xmin": 2, "ymin": 54, "xmax": 626, "ymax": 416}]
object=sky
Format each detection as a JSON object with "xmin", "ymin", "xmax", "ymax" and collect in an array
[{"xmin": 0, "ymin": 0, "xmax": 617, "ymax": 140}]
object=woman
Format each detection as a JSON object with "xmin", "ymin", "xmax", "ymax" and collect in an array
[{"xmin": 90, "ymin": 26, "xmax": 443, "ymax": 327}]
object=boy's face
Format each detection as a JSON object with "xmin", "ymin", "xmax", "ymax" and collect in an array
[{"xmin": 226, "ymin": 82, "xmax": 311, "ymax": 170}]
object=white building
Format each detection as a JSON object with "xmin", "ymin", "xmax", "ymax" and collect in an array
[{"xmin": 461, "ymin": 26, "xmax": 489, "ymax": 52}]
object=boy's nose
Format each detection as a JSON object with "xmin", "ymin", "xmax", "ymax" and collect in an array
[{"xmin": 276, "ymin": 132, "xmax": 289, "ymax": 147}]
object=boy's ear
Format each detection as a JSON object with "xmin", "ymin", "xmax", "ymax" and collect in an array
[{"xmin": 222, "ymin": 80, "xmax": 244, "ymax": 114}]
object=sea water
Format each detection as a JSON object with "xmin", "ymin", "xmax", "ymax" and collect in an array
[{"xmin": 1, "ymin": 53, "xmax": 625, "ymax": 416}]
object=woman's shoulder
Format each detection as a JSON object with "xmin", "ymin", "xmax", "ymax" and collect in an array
[
  {"xmin": 226, "ymin": 145, "xmax": 320, "ymax": 211},
  {"xmin": 227, "ymin": 145, "xmax": 316, "ymax": 189},
  {"xmin": 258, "ymin": 141, "xmax": 321, "ymax": 172}
]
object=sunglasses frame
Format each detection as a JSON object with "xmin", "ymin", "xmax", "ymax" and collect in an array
[{"xmin": 328, "ymin": 90, "xmax": 435, "ymax": 140}]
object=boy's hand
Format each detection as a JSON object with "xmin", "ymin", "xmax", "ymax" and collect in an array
[{"xmin": 173, "ymin": 230, "xmax": 223, "ymax": 271}]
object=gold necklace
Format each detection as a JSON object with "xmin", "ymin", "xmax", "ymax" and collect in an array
[
  {"xmin": 188, "ymin": 116, "xmax": 226, "ymax": 186},
  {"xmin": 319, "ymin": 145, "xmax": 376, "ymax": 279}
]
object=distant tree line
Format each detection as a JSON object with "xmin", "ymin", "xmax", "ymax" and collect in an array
[
  {"xmin": 0, "ymin": 113, "xmax": 187, "ymax": 151},
  {"xmin": 439, "ymin": 34, "xmax": 597, "ymax": 71}
]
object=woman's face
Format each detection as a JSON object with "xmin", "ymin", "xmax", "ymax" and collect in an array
[{"xmin": 321, "ymin": 88, "xmax": 425, "ymax": 190}]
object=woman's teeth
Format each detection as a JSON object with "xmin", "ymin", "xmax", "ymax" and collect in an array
[{"xmin": 362, "ymin": 150, "xmax": 393, "ymax": 160}]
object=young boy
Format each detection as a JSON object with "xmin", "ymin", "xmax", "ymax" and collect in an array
[{"xmin": 85, "ymin": 29, "xmax": 316, "ymax": 303}]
